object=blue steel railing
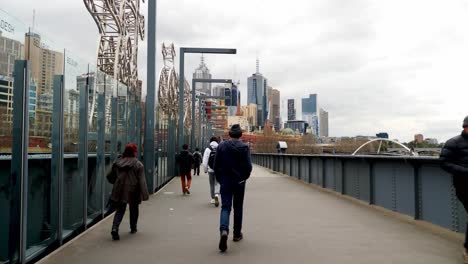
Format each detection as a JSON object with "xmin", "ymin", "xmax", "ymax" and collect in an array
[{"xmin": 252, "ymin": 153, "xmax": 467, "ymax": 234}]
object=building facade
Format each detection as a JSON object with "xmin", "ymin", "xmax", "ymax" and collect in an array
[
  {"xmin": 284, "ymin": 120, "xmax": 308, "ymax": 134},
  {"xmin": 0, "ymin": 31, "xmax": 25, "ymax": 136},
  {"xmin": 242, "ymin": 103, "xmax": 257, "ymax": 130},
  {"xmin": 302, "ymin": 94, "xmax": 317, "ymax": 117},
  {"xmin": 192, "ymin": 56, "xmax": 212, "ymax": 95},
  {"xmin": 414, "ymin": 134, "xmax": 424, "ymax": 143},
  {"xmin": 247, "ymin": 68, "xmax": 268, "ymax": 127},
  {"xmin": 319, "ymin": 108, "xmax": 329, "ymax": 137},
  {"xmin": 228, "ymin": 116, "xmax": 249, "ymax": 131},
  {"xmin": 270, "ymin": 88, "xmax": 281, "ymax": 131},
  {"xmin": 287, "ymin": 99, "xmax": 296, "ymax": 121}
]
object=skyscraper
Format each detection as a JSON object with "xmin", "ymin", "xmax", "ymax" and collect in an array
[
  {"xmin": 25, "ymin": 32, "xmax": 64, "ymax": 138},
  {"xmin": 302, "ymin": 94, "xmax": 317, "ymax": 117},
  {"xmin": 0, "ymin": 31, "xmax": 25, "ymax": 136},
  {"xmin": 270, "ymin": 88, "xmax": 281, "ymax": 131},
  {"xmin": 192, "ymin": 56, "xmax": 212, "ymax": 95},
  {"xmin": 302, "ymin": 94, "xmax": 318, "ymax": 135},
  {"xmin": 287, "ymin": 99, "xmax": 296, "ymax": 121},
  {"xmin": 319, "ymin": 108, "xmax": 329, "ymax": 137},
  {"xmin": 247, "ymin": 59, "xmax": 268, "ymax": 127}
]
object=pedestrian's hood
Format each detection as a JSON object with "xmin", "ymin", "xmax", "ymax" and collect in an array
[
  {"xmin": 209, "ymin": 141, "xmax": 219, "ymax": 149},
  {"xmin": 115, "ymin": 157, "xmax": 139, "ymax": 169}
]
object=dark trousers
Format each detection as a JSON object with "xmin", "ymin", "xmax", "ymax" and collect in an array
[
  {"xmin": 454, "ymin": 182, "xmax": 468, "ymax": 249},
  {"xmin": 219, "ymin": 182, "xmax": 246, "ymax": 236},
  {"xmin": 112, "ymin": 201, "xmax": 139, "ymax": 232},
  {"xmin": 193, "ymin": 164, "xmax": 200, "ymax": 176}
]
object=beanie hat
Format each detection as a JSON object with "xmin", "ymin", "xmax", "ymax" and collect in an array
[
  {"xmin": 229, "ymin": 124, "xmax": 242, "ymax": 138},
  {"xmin": 123, "ymin": 143, "xmax": 137, "ymax": 158},
  {"xmin": 464, "ymin": 116, "xmax": 468, "ymax": 128}
]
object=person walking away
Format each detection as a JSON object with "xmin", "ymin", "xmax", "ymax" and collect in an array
[
  {"xmin": 106, "ymin": 143, "xmax": 149, "ymax": 241},
  {"xmin": 193, "ymin": 148, "xmax": 202, "ymax": 176},
  {"xmin": 203, "ymin": 137, "xmax": 220, "ymax": 207},
  {"xmin": 440, "ymin": 116, "xmax": 468, "ymax": 263},
  {"xmin": 214, "ymin": 124, "xmax": 252, "ymax": 252},
  {"xmin": 176, "ymin": 144, "xmax": 194, "ymax": 195}
]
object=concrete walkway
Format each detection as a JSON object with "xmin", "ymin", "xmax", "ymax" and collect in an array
[{"xmin": 40, "ymin": 165, "xmax": 463, "ymax": 264}]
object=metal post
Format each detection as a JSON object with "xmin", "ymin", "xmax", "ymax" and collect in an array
[
  {"xmin": 111, "ymin": 97, "xmax": 118, "ymax": 160},
  {"xmin": 123, "ymin": 86, "xmax": 129, "ymax": 145},
  {"xmin": 414, "ymin": 164, "xmax": 421, "ymax": 220},
  {"xmin": 79, "ymin": 68, "xmax": 89, "ymax": 228},
  {"xmin": 198, "ymin": 97, "xmax": 202, "ymax": 148},
  {"xmin": 178, "ymin": 48, "xmax": 185, "ymax": 153},
  {"xmin": 97, "ymin": 90, "xmax": 106, "ymax": 216},
  {"xmin": 191, "ymin": 79, "xmax": 196, "ymax": 150},
  {"xmin": 129, "ymin": 96, "xmax": 136, "ymax": 143},
  {"xmin": 10, "ymin": 60, "xmax": 29, "ymax": 263},
  {"xmin": 136, "ymin": 106, "xmax": 142, "ymax": 160},
  {"xmin": 144, "ymin": 0, "xmax": 157, "ymax": 193},
  {"xmin": 52, "ymin": 75, "xmax": 64, "ymax": 245}
]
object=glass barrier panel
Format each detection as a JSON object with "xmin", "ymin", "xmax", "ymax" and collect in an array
[
  {"xmin": 117, "ymin": 82, "xmax": 128, "ymax": 151},
  {"xmin": 103, "ymin": 74, "xmax": 116, "ymax": 207},
  {"xmin": 87, "ymin": 64, "xmax": 102, "ymax": 222},
  {"xmin": 26, "ymin": 27, "xmax": 61, "ymax": 259},
  {"xmin": 105, "ymin": 74, "xmax": 115, "ymax": 154},
  {"xmin": 62, "ymin": 49, "xmax": 87, "ymax": 231},
  {"xmin": 0, "ymin": 8, "xmax": 29, "ymax": 263}
]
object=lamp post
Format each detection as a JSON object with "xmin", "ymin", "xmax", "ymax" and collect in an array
[
  {"xmin": 144, "ymin": 0, "xmax": 157, "ymax": 192},
  {"xmin": 192, "ymin": 78, "xmax": 231, "ymax": 149},
  {"xmin": 178, "ymin": 48, "xmax": 236, "ymax": 153}
]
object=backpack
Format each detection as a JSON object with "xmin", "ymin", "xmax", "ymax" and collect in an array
[
  {"xmin": 193, "ymin": 152, "xmax": 202, "ymax": 164},
  {"xmin": 208, "ymin": 146, "xmax": 216, "ymax": 169}
]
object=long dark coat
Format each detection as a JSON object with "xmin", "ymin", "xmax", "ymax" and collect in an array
[{"xmin": 107, "ymin": 157, "xmax": 149, "ymax": 204}]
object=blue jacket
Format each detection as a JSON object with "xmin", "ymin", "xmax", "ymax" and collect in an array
[{"xmin": 214, "ymin": 139, "xmax": 252, "ymax": 185}]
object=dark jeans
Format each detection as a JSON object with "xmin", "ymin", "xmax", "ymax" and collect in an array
[
  {"xmin": 455, "ymin": 182, "xmax": 468, "ymax": 249},
  {"xmin": 112, "ymin": 201, "xmax": 139, "ymax": 232},
  {"xmin": 193, "ymin": 164, "xmax": 200, "ymax": 176},
  {"xmin": 219, "ymin": 182, "xmax": 246, "ymax": 236}
]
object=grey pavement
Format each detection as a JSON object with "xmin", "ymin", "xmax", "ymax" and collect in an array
[{"xmin": 39, "ymin": 165, "xmax": 463, "ymax": 264}]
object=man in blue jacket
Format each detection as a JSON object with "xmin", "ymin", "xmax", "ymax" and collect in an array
[
  {"xmin": 214, "ymin": 124, "xmax": 252, "ymax": 252},
  {"xmin": 440, "ymin": 116, "xmax": 468, "ymax": 262}
]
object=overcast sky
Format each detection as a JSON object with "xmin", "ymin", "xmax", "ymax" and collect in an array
[{"xmin": 2, "ymin": 0, "xmax": 468, "ymax": 142}]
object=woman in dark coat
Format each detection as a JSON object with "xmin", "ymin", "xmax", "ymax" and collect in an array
[{"xmin": 107, "ymin": 143, "xmax": 149, "ymax": 240}]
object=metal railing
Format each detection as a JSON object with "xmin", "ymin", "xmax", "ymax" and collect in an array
[{"xmin": 252, "ymin": 153, "xmax": 467, "ymax": 234}]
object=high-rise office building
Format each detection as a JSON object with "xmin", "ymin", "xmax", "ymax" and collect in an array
[
  {"xmin": 302, "ymin": 94, "xmax": 317, "ymax": 116},
  {"xmin": 302, "ymin": 94, "xmax": 318, "ymax": 135},
  {"xmin": 287, "ymin": 99, "xmax": 296, "ymax": 121},
  {"xmin": 242, "ymin": 103, "xmax": 257, "ymax": 129},
  {"xmin": 25, "ymin": 32, "xmax": 64, "ymax": 138},
  {"xmin": 319, "ymin": 108, "xmax": 329, "ymax": 137},
  {"xmin": 247, "ymin": 59, "xmax": 268, "ymax": 127},
  {"xmin": 25, "ymin": 32, "xmax": 64, "ymax": 98},
  {"xmin": 192, "ymin": 56, "xmax": 212, "ymax": 95},
  {"xmin": 270, "ymin": 88, "xmax": 280, "ymax": 131},
  {"xmin": 225, "ymin": 83, "xmax": 238, "ymax": 116},
  {"xmin": 212, "ymin": 85, "xmax": 225, "ymax": 97},
  {"xmin": 0, "ymin": 31, "xmax": 26, "ymax": 136}
]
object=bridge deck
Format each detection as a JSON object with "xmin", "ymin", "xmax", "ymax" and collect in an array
[{"xmin": 39, "ymin": 165, "xmax": 462, "ymax": 264}]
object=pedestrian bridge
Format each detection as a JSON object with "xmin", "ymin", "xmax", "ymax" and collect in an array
[{"xmin": 37, "ymin": 163, "xmax": 463, "ymax": 264}]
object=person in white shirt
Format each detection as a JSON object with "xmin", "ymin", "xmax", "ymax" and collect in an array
[{"xmin": 202, "ymin": 137, "xmax": 220, "ymax": 207}]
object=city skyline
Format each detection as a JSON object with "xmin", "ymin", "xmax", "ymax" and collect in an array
[{"xmin": 2, "ymin": 1, "xmax": 468, "ymax": 142}]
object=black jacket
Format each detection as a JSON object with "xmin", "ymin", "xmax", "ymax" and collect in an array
[
  {"xmin": 176, "ymin": 150, "xmax": 194, "ymax": 174},
  {"xmin": 214, "ymin": 139, "xmax": 252, "ymax": 185},
  {"xmin": 440, "ymin": 131, "xmax": 468, "ymax": 191}
]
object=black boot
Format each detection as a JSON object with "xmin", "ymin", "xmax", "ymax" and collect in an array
[
  {"xmin": 111, "ymin": 229, "xmax": 120, "ymax": 241},
  {"xmin": 219, "ymin": 230, "xmax": 228, "ymax": 252}
]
